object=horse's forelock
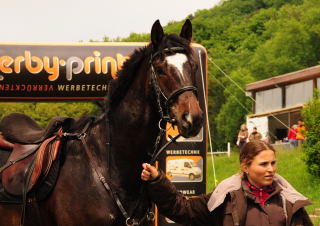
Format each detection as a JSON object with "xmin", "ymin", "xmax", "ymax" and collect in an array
[{"xmin": 159, "ymin": 34, "xmax": 192, "ymax": 54}]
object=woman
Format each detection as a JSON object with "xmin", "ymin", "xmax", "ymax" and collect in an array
[
  {"xmin": 237, "ymin": 124, "xmax": 249, "ymax": 148},
  {"xmin": 141, "ymin": 140, "xmax": 313, "ymax": 226}
]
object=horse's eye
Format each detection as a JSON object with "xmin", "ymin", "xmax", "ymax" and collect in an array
[{"xmin": 156, "ymin": 68, "xmax": 165, "ymax": 75}]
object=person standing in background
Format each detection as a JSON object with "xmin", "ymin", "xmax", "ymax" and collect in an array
[
  {"xmin": 288, "ymin": 124, "xmax": 298, "ymax": 148},
  {"xmin": 237, "ymin": 124, "xmax": 248, "ymax": 148},
  {"xmin": 249, "ymin": 127, "xmax": 262, "ymax": 142},
  {"xmin": 296, "ymin": 120, "xmax": 306, "ymax": 145}
]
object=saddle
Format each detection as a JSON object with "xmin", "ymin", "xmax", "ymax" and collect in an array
[
  {"xmin": 0, "ymin": 135, "xmax": 14, "ymax": 150},
  {"xmin": 0, "ymin": 113, "xmax": 74, "ymax": 196},
  {"xmin": 0, "ymin": 112, "xmax": 72, "ymax": 144}
]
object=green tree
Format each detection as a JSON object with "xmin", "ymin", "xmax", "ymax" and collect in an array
[
  {"xmin": 215, "ymin": 69, "xmax": 254, "ymax": 148},
  {"xmin": 250, "ymin": 19, "xmax": 316, "ymax": 80},
  {"xmin": 0, "ymin": 102, "xmax": 100, "ymax": 128},
  {"xmin": 301, "ymin": 91, "xmax": 320, "ymax": 177}
]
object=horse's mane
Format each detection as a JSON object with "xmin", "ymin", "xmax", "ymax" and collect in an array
[
  {"xmin": 107, "ymin": 44, "xmax": 151, "ymax": 110},
  {"xmin": 67, "ymin": 115, "xmax": 95, "ymax": 132},
  {"xmin": 107, "ymin": 34, "xmax": 192, "ymax": 110}
]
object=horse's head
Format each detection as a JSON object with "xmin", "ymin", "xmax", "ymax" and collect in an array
[{"xmin": 149, "ymin": 19, "xmax": 203, "ymax": 138}]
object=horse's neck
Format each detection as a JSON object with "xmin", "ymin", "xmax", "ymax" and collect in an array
[{"xmin": 109, "ymin": 63, "xmax": 159, "ymax": 188}]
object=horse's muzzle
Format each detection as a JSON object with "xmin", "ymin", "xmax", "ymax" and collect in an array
[
  {"xmin": 170, "ymin": 91, "xmax": 204, "ymax": 138},
  {"xmin": 180, "ymin": 111, "xmax": 203, "ymax": 138}
]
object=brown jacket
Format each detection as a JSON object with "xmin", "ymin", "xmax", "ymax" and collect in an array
[{"xmin": 147, "ymin": 173, "xmax": 313, "ymax": 226}]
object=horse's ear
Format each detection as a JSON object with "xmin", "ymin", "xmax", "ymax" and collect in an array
[
  {"xmin": 180, "ymin": 19, "xmax": 192, "ymax": 41},
  {"xmin": 151, "ymin": 20, "xmax": 164, "ymax": 47}
]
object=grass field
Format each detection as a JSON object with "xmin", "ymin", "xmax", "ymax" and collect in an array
[{"xmin": 206, "ymin": 147, "xmax": 320, "ymax": 225}]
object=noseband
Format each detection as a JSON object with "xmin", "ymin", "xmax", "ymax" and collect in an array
[{"xmin": 150, "ymin": 47, "xmax": 198, "ymax": 123}]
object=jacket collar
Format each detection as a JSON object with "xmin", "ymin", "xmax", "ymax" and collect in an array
[{"xmin": 207, "ymin": 173, "xmax": 311, "ymax": 212}]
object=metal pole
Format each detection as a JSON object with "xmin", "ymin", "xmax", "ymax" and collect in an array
[{"xmin": 198, "ymin": 50, "xmax": 217, "ymax": 187}]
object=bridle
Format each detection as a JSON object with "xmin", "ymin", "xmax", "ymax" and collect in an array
[{"xmin": 150, "ymin": 46, "xmax": 198, "ymax": 125}]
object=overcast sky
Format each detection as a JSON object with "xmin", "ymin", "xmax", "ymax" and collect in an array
[{"xmin": 1, "ymin": 0, "xmax": 219, "ymax": 43}]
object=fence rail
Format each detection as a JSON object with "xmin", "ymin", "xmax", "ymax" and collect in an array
[{"xmin": 207, "ymin": 142, "xmax": 231, "ymax": 157}]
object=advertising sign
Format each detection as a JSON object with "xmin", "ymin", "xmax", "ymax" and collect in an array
[{"xmin": 0, "ymin": 42, "xmax": 141, "ymax": 100}]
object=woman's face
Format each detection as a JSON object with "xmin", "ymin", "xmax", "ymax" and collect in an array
[{"xmin": 243, "ymin": 149, "xmax": 276, "ymax": 187}]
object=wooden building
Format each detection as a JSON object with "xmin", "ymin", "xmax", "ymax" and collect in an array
[{"xmin": 246, "ymin": 65, "xmax": 320, "ymax": 143}]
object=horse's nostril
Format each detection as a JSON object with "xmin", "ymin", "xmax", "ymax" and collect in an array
[
  {"xmin": 182, "ymin": 112, "xmax": 187, "ymax": 119},
  {"xmin": 182, "ymin": 112, "xmax": 192, "ymax": 123}
]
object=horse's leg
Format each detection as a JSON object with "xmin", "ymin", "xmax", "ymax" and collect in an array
[{"xmin": 0, "ymin": 205, "xmax": 21, "ymax": 226}]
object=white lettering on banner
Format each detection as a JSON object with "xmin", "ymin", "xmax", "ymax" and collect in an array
[
  {"xmin": 177, "ymin": 190, "xmax": 196, "ymax": 195},
  {"xmin": 166, "ymin": 149, "xmax": 200, "ymax": 155}
]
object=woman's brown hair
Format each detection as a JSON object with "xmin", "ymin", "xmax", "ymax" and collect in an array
[{"xmin": 239, "ymin": 140, "xmax": 276, "ymax": 166}]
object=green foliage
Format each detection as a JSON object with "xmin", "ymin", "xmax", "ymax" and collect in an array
[
  {"xmin": 0, "ymin": 102, "xmax": 101, "ymax": 127},
  {"xmin": 301, "ymin": 91, "xmax": 320, "ymax": 177},
  {"xmin": 215, "ymin": 69, "xmax": 254, "ymax": 148},
  {"xmin": 250, "ymin": 7, "xmax": 317, "ymax": 79},
  {"xmin": 120, "ymin": 33, "xmax": 150, "ymax": 42}
]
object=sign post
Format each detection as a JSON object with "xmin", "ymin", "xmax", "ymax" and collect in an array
[{"xmin": 155, "ymin": 46, "xmax": 208, "ymax": 226}]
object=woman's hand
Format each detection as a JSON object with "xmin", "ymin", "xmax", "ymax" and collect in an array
[{"xmin": 141, "ymin": 163, "xmax": 159, "ymax": 181}]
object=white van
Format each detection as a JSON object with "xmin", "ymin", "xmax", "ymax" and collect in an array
[{"xmin": 166, "ymin": 159, "xmax": 202, "ymax": 180}]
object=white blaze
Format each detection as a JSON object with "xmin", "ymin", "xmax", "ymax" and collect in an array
[{"xmin": 166, "ymin": 54, "xmax": 188, "ymax": 81}]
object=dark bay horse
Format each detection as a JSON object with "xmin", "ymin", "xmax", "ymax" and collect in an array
[{"xmin": 0, "ymin": 19, "xmax": 203, "ymax": 226}]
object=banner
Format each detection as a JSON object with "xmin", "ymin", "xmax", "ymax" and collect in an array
[{"xmin": 0, "ymin": 42, "xmax": 144, "ymax": 100}]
